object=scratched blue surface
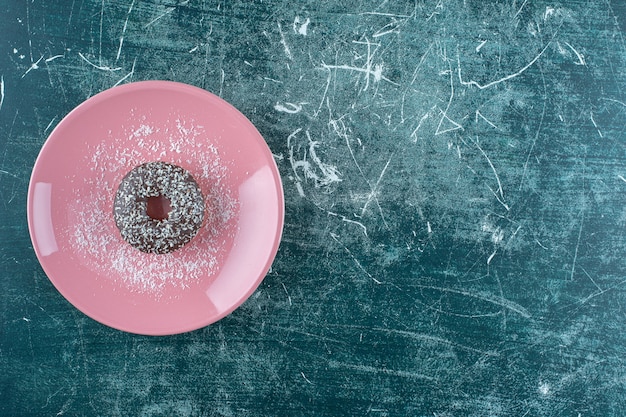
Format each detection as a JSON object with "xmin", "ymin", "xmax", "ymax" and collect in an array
[{"xmin": 1, "ymin": 0, "xmax": 626, "ymax": 415}]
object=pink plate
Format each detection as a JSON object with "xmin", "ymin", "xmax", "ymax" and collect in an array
[{"xmin": 27, "ymin": 81, "xmax": 284, "ymax": 335}]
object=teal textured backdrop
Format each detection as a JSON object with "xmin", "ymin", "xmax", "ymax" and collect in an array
[{"xmin": 1, "ymin": 0, "xmax": 625, "ymax": 415}]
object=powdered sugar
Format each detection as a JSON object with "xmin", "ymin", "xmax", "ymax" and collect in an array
[{"xmin": 68, "ymin": 115, "xmax": 238, "ymax": 295}]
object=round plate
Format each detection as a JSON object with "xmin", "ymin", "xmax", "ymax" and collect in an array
[{"xmin": 27, "ymin": 81, "xmax": 284, "ymax": 335}]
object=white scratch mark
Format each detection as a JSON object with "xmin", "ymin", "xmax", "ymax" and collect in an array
[
  {"xmin": 45, "ymin": 54, "xmax": 64, "ymax": 62},
  {"xmin": 436, "ymin": 56, "xmax": 463, "ymax": 135},
  {"xmin": 372, "ymin": 19, "xmax": 400, "ymax": 38},
  {"xmin": 116, "ymin": 0, "xmax": 135, "ymax": 62},
  {"xmin": 487, "ymin": 249, "xmax": 497, "ymax": 265},
  {"xmin": 219, "ymin": 68, "xmax": 225, "ymax": 97},
  {"xmin": 435, "ymin": 108, "xmax": 463, "ymax": 135},
  {"xmin": 331, "ymin": 233, "xmax": 381, "ymax": 284},
  {"xmin": 0, "ymin": 170, "xmax": 23, "ymax": 180},
  {"xmin": 98, "ymin": 0, "xmax": 105, "ymax": 64},
  {"xmin": 78, "ymin": 52, "xmax": 122, "ymax": 71},
  {"xmin": 281, "ymin": 282, "xmax": 292, "ymax": 306},
  {"xmin": 362, "ymin": 326, "xmax": 498, "ymax": 356},
  {"xmin": 580, "ymin": 265, "xmax": 603, "ymax": 292},
  {"xmin": 301, "ymin": 372, "xmax": 312, "ymax": 384},
  {"xmin": 483, "ymin": 221, "xmax": 504, "ymax": 244},
  {"xmin": 287, "ymin": 128, "xmax": 342, "ymax": 188},
  {"xmin": 274, "ymin": 102, "xmax": 302, "ymax": 114},
  {"xmin": 55, "ymin": 399, "xmax": 71, "ymax": 417},
  {"xmin": 305, "ymin": 131, "xmax": 341, "ymax": 184},
  {"xmin": 602, "ymin": 98, "xmax": 626, "ymax": 108},
  {"xmin": 43, "ymin": 387, "xmax": 64, "ymax": 409},
  {"xmin": 373, "ymin": 28, "xmax": 397, "ymax": 38},
  {"xmin": 475, "ymin": 138, "xmax": 506, "ymax": 206},
  {"xmin": 326, "ymin": 210, "xmax": 368, "ymax": 237},
  {"xmin": 0, "ymin": 76, "xmax": 4, "ymax": 112},
  {"xmin": 400, "ymin": 44, "xmax": 430, "ymax": 123},
  {"xmin": 458, "ymin": 41, "xmax": 551, "ymax": 89},
  {"xmin": 21, "ymin": 55, "xmax": 44, "ymax": 78},
  {"xmin": 410, "ymin": 106, "xmax": 435, "ymax": 142},
  {"xmin": 520, "ymin": 69, "xmax": 547, "ymax": 192},
  {"xmin": 590, "ymin": 112, "xmax": 603, "ymax": 138},
  {"xmin": 321, "ymin": 63, "xmax": 385, "ymax": 89},
  {"xmin": 513, "ymin": 0, "xmax": 529, "ymax": 20},
  {"xmin": 44, "ymin": 117, "xmax": 57, "ymax": 134},
  {"xmin": 113, "ymin": 57, "xmax": 136, "ymax": 87},
  {"xmin": 315, "ymin": 70, "xmax": 332, "ymax": 117},
  {"xmin": 426, "ymin": 0, "xmax": 443, "ymax": 21},
  {"xmin": 410, "ymin": 43, "xmax": 433, "ymax": 85},
  {"xmin": 293, "ymin": 16, "xmax": 310, "ymax": 36},
  {"xmin": 488, "ymin": 185, "xmax": 510, "ymax": 211},
  {"xmin": 321, "ymin": 38, "xmax": 398, "ymax": 91},
  {"xmin": 476, "ymin": 40, "xmax": 487, "ymax": 53},
  {"xmin": 579, "ymin": 279, "xmax": 626, "ymax": 305},
  {"xmin": 475, "ymin": 110, "xmax": 499, "ymax": 129},
  {"xmin": 507, "ymin": 225, "xmax": 522, "ymax": 247},
  {"xmin": 295, "ymin": 180, "xmax": 305, "ymax": 197},
  {"xmin": 329, "ymin": 359, "xmax": 432, "ymax": 381},
  {"xmin": 417, "ymin": 285, "xmax": 531, "ymax": 318},
  {"xmin": 144, "ymin": 1, "xmax": 186, "ymax": 28},
  {"xmin": 563, "ymin": 41, "xmax": 586, "ymax": 66},
  {"xmin": 24, "ymin": 0, "xmax": 36, "ymax": 61},
  {"xmin": 570, "ymin": 212, "xmax": 584, "ymax": 281},
  {"xmin": 360, "ymin": 153, "xmax": 393, "ymax": 219},
  {"xmin": 278, "ymin": 22, "xmax": 293, "ymax": 60},
  {"xmin": 330, "ymin": 117, "xmax": 389, "ymax": 229},
  {"xmin": 359, "ymin": 11, "xmax": 412, "ymax": 18}
]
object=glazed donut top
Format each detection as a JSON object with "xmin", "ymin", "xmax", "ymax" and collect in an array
[{"xmin": 113, "ymin": 162, "xmax": 205, "ymax": 254}]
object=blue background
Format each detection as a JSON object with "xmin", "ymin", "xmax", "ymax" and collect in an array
[{"xmin": 1, "ymin": 0, "xmax": 626, "ymax": 415}]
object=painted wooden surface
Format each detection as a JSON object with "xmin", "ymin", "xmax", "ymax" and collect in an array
[{"xmin": 1, "ymin": 0, "xmax": 626, "ymax": 415}]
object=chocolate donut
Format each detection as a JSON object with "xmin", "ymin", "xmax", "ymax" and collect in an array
[{"xmin": 113, "ymin": 162, "xmax": 205, "ymax": 254}]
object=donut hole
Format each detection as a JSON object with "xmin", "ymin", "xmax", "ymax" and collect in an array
[{"xmin": 146, "ymin": 195, "xmax": 171, "ymax": 221}]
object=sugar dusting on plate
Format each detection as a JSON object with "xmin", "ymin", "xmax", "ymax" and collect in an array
[{"xmin": 67, "ymin": 114, "xmax": 238, "ymax": 296}]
